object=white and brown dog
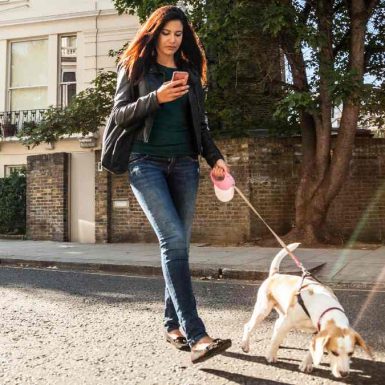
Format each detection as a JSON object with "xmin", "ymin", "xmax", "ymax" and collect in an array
[{"xmin": 241, "ymin": 243, "xmax": 374, "ymax": 378}]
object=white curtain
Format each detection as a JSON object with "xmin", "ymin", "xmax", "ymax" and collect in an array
[{"xmin": 10, "ymin": 39, "xmax": 48, "ymax": 110}]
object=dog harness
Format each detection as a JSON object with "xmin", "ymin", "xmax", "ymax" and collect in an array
[{"xmin": 296, "ymin": 275, "xmax": 345, "ymax": 331}]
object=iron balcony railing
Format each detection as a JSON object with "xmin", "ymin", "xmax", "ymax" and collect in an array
[{"xmin": 0, "ymin": 109, "xmax": 50, "ymax": 138}]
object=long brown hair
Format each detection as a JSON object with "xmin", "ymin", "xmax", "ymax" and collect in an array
[{"xmin": 118, "ymin": 6, "xmax": 207, "ymax": 85}]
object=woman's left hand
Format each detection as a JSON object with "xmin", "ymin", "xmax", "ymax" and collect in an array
[{"xmin": 212, "ymin": 159, "xmax": 230, "ymax": 179}]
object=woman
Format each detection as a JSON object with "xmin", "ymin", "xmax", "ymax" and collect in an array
[{"xmin": 112, "ymin": 5, "xmax": 231, "ymax": 363}]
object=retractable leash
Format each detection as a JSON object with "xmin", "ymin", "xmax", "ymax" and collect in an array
[
  {"xmin": 235, "ymin": 185, "xmax": 345, "ymax": 331},
  {"xmin": 210, "ymin": 169, "xmax": 311, "ymax": 278},
  {"xmin": 233, "ymin": 184, "xmax": 330, "ymax": 316},
  {"xmin": 233, "ymin": 186, "xmax": 310, "ymax": 277}
]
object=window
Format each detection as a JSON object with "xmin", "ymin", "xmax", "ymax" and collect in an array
[
  {"xmin": 4, "ymin": 165, "xmax": 25, "ymax": 177},
  {"xmin": 60, "ymin": 70, "xmax": 77, "ymax": 107},
  {"xmin": 59, "ymin": 35, "xmax": 77, "ymax": 108},
  {"xmin": 9, "ymin": 39, "xmax": 48, "ymax": 111}
]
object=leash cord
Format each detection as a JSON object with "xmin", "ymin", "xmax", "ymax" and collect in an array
[{"xmin": 234, "ymin": 186, "xmax": 309, "ymax": 275}]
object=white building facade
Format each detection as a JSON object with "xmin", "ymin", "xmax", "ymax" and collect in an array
[{"xmin": 0, "ymin": 0, "xmax": 140, "ymax": 242}]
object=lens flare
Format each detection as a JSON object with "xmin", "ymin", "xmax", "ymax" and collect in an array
[{"xmin": 327, "ymin": 180, "xmax": 385, "ymax": 327}]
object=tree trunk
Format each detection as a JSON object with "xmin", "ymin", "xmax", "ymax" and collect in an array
[
  {"xmin": 292, "ymin": 177, "xmax": 342, "ymax": 245},
  {"xmin": 282, "ymin": 0, "xmax": 369, "ymax": 246}
]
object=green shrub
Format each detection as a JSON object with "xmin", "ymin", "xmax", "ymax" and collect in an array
[{"xmin": 0, "ymin": 169, "xmax": 26, "ymax": 234}]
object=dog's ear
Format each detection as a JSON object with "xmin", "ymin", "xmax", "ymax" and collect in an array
[
  {"xmin": 311, "ymin": 332, "xmax": 329, "ymax": 365},
  {"xmin": 354, "ymin": 331, "xmax": 374, "ymax": 360}
]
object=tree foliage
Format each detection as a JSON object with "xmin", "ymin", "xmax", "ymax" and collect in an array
[
  {"xmin": 112, "ymin": 0, "xmax": 288, "ymax": 137},
  {"xmin": 17, "ymin": 71, "xmax": 116, "ymax": 148},
  {"xmin": 257, "ymin": 0, "xmax": 385, "ymax": 244},
  {"xmin": 113, "ymin": 0, "xmax": 175, "ymax": 22},
  {"xmin": 263, "ymin": 0, "xmax": 385, "ymax": 134}
]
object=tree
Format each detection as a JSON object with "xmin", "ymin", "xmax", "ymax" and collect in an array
[
  {"xmin": 113, "ymin": 1, "xmax": 385, "ymax": 244},
  {"xmin": 261, "ymin": 0, "xmax": 385, "ymax": 244},
  {"xmin": 113, "ymin": 0, "xmax": 175, "ymax": 23},
  {"xmin": 112, "ymin": 0, "xmax": 284, "ymax": 137}
]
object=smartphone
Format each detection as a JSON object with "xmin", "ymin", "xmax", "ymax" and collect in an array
[{"xmin": 171, "ymin": 71, "xmax": 189, "ymax": 85}]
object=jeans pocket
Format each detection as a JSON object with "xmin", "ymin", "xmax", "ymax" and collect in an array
[{"xmin": 128, "ymin": 153, "xmax": 148, "ymax": 165}]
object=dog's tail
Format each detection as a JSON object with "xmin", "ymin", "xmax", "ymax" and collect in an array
[{"xmin": 269, "ymin": 243, "xmax": 301, "ymax": 277}]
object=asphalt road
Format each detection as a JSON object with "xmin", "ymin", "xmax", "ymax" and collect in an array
[{"xmin": 0, "ymin": 267, "xmax": 384, "ymax": 385}]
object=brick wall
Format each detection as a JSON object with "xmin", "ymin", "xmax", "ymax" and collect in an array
[
  {"xmin": 94, "ymin": 151, "xmax": 157, "ymax": 243},
  {"xmin": 94, "ymin": 140, "xmax": 251, "ymax": 244},
  {"xmin": 26, "ymin": 152, "xmax": 69, "ymax": 241},
  {"xmin": 193, "ymin": 138, "xmax": 251, "ymax": 244},
  {"xmin": 248, "ymin": 138, "xmax": 301, "ymax": 238},
  {"xmin": 327, "ymin": 138, "xmax": 385, "ymax": 242},
  {"xmin": 94, "ymin": 138, "xmax": 385, "ymax": 244},
  {"xmin": 110, "ymin": 172, "xmax": 158, "ymax": 243}
]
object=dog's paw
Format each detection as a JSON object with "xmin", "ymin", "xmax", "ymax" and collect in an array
[
  {"xmin": 241, "ymin": 341, "xmax": 250, "ymax": 353},
  {"xmin": 265, "ymin": 353, "xmax": 278, "ymax": 363},
  {"xmin": 299, "ymin": 352, "xmax": 314, "ymax": 373},
  {"xmin": 299, "ymin": 361, "xmax": 313, "ymax": 373}
]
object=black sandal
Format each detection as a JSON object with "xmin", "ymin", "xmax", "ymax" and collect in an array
[
  {"xmin": 191, "ymin": 338, "xmax": 232, "ymax": 364},
  {"xmin": 165, "ymin": 333, "xmax": 190, "ymax": 351}
]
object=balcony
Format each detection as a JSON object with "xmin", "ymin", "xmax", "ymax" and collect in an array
[
  {"xmin": 61, "ymin": 47, "xmax": 77, "ymax": 57},
  {"xmin": 0, "ymin": 109, "xmax": 50, "ymax": 138},
  {"xmin": 0, "ymin": 108, "xmax": 100, "ymax": 147}
]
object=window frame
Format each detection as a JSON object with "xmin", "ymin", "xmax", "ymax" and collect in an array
[
  {"xmin": 58, "ymin": 34, "xmax": 77, "ymax": 108},
  {"xmin": 59, "ymin": 67, "xmax": 77, "ymax": 108},
  {"xmin": 4, "ymin": 165, "xmax": 26, "ymax": 177},
  {"xmin": 7, "ymin": 36, "xmax": 49, "ymax": 112}
]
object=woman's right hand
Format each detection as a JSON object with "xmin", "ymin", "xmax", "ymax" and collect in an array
[{"xmin": 156, "ymin": 79, "xmax": 189, "ymax": 104}]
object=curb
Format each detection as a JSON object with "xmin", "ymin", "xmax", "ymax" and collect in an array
[
  {"xmin": 0, "ymin": 258, "xmax": 221, "ymax": 279},
  {"xmin": 0, "ymin": 258, "xmax": 324, "ymax": 282},
  {"xmin": 1, "ymin": 258, "xmax": 384, "ymax": 290},
  {"xmin": 0, "ymin": 258, "xmax": 163, "ymax": 276},
  {"xmin": 0, "ymin": 234, "xmax": 26, "ymax": 240},
  {"xmin": 1, "ymin": 258, "xmax": 384, "ymax": 289},
  {"xmin": 221, "ymin": 262, "xmax": 327, "ymax": 281}
]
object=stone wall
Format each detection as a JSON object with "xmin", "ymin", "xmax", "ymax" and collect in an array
[{"xmin": 26, "ymin": 152, "xmax": 69, "ymax": 241}]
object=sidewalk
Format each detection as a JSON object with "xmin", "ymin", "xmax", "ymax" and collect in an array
[{"xmin": 0, "ymin": 239, "xmax": 384, "ymax": 287}]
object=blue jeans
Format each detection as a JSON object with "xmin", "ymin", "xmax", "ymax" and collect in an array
[{"xmin": 128, "ymin": 152, "xmax": 207, "ymax": 346}]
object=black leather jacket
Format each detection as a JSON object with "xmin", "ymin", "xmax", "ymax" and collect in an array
[{"xmin": 111, "ymin": 63, "xmax": 223, "ymax": 167}]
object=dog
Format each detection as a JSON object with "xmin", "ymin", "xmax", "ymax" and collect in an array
[{"xmin": 241, "ymin": 243, "xmax": 374, "ymax": 378}]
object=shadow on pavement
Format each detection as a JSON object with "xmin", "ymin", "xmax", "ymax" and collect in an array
[
  {"xmin": 222, "ymin": 351, "xmax": 385, "ymax": 384},
  {"xmin": 0, "ymin": 266, "xmax": 383, "ymax": 353},
  {"xmin": 0, "ymin": 266, "xmax": 256, "ymax": 308},
  {"xmin": 200, "ymin": 368, "xmax": 290, "ymax": 385}
]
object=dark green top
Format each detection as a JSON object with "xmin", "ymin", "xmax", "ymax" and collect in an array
[{"xmin": 131, "ymin": 63, "xmax": 196, "ymax": 157}]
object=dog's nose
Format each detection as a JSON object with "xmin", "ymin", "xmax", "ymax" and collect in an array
[{"xmin": 340, "ymin": 371, "xmax": 349, "ymax": 378}]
